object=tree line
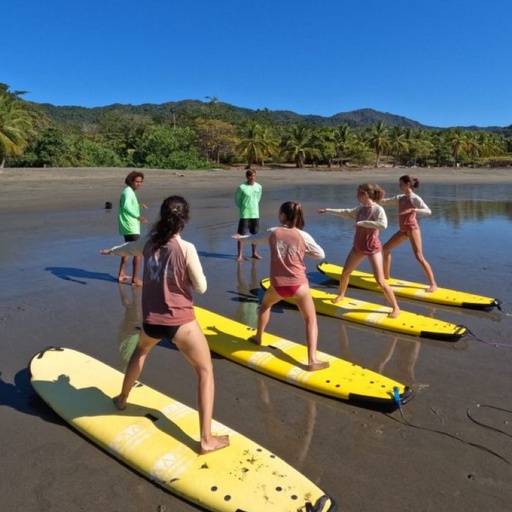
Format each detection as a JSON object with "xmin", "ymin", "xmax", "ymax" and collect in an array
[{"xmin": 1, "ymin": 83, "xmax": 512, "ymax": 170}]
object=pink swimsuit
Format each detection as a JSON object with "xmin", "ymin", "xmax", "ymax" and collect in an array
[{"xmin": 352, "ymin": 206, "xmax": 383, "ymax": 255}]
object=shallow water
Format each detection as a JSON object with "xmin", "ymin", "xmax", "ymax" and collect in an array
[{"xmin": 2, "ymin": 176, "xmax": 512, "ymax": 512}]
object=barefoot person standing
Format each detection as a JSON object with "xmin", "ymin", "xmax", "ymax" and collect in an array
[
  {"xmin": 118, "ymin": 170, "xmax": 148, "ymax": 286},
  {"xmin": 235, "ymin": 167, "xmax": 263, "ymax": 262},
  {"xmin": 234, "ymin": 201, "xmax": 329, "ymax": 371},
  {"xmin": 101, "ymin": 196, "xmax": 230, "ymax": 454},
  {"xmin": 318, "ymin": 183, "xmax": 401, "ymax": 319},
  {"xmin": 380, "ymin": 175, "xmax": 438, "ymax": 292}
]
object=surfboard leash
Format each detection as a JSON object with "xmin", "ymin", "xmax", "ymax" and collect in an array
[
  {"xmin": 389, "ymin": 387, "xmax": 510, "ymax": 466},
  {"xmin": 467, "ymin": 404, "xmax": 512, "ymax": 438},
  {"xmin": 495, "ymin": 299, "xmax": 512, "ymax": 316},
  {"xmin": 465, "ymin": 329, "xmax": 512, "ymax": 348}
]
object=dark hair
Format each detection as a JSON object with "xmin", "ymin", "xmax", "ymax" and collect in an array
[
  {"xmin": 148, "ymin": 196, "xmax": 190, "ymax": 248},
  {"xmin": 399, "ymin": 175, "xmax": 420, "ymax": 189},
  {"xmin": 125, "ymin": 170, "xmax": 145, "ymax": 186},
  {"xmin": 357, "ymin": 183, "xmax": 385, "ymax": 202},
  {"xmin": 246, "ymin": 169, "xmax": 256, "ymax": 178},
  {"xmin": 279, "ymin": 201, "xmax": 305, "ymax": 230}
]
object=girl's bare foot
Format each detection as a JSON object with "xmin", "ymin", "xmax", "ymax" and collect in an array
[
  {"xmin": 248, "ymin": 335, "xmax": 262, "ymax": 345},
  {"xmin": 200, "ymin": 434, "xmax": 230, "ymax": 455},
  {"xmin": 251, "ymin": 254, "xmax": 262, "ymax": 260},
  {"xmin": 388, "ymin": 309, "xmax": 400, "ymax": 319},
  {"xmin": 132, "ymin": 279, "xmax": 143, "ymax": 287},
  {"xmin": 113, "ymin": 395, "xmax": 127, "ymax": 410},
  {"xmin": 236, "ymin": 256, "xmax": 243, "ymax": 262},
  {"xmin": 118, "ymin": 274, "xmax": 131, "ymax": 283},
  {"xmin": 331, "ymin": 294, "xmax": 344, "ymax": 304},
  {"xmin": 307, "ymin": 361, "xmax": 330, "ymax": 371},
  {"xmin": 425, "ymin": 284, "xmax": 438, "ymax": 293}
]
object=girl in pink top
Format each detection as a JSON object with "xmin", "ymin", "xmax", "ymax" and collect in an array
[
  {"xmin": 380, "ymin": 175, "xmax": 437, "ymax": 292},
  {"xmin": 234, "ymin": 201, "xmax": 329, "ymax": 371},
  {"xmin": 101, "ymin": 195, "xmax": 229, "ymax": 455},
  {"xmin": 318, "ymin": 183, "xmax": 400, "ymax": 318}
]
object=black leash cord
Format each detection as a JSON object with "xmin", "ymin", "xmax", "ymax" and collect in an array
[
  {"xmin": 389, "ymin": 392, "xmax": 510, "ymax": 466},
  {"xmin": 466, "ymin": 329, "xmax": 512, "ymax": 348}
]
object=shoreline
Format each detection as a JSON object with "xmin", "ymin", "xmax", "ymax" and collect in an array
[
  {"xmin": 2, "ymin": 166, "xmax": 511, "ymax": 214},
  {"xmin": 1, "ymin": 166, "xmax": 511, "ymax": 512}
]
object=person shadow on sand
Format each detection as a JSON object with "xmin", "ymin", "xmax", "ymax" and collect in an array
[{"xmin": 45, "ymin": 266, "xmax": 117, "ymax": 285}]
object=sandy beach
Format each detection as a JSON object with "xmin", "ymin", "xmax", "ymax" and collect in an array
[{"xmin": 1, "ymin": 166, "xmax": 511, "ymax": 512}]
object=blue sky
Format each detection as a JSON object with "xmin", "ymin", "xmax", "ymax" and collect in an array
[{"xmin": 5, "ymin": 0, "xmax": 511, "ymax": 128}]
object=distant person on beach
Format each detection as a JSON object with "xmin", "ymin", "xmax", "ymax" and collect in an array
[
  {"xmin": 235, "ymin": 167, "xmax": 263, "ymax": 262},
  {"xmin": 379, "ymin": 175, "xmax": 438, "ymax": 292},
  {"xmin": 101, "ymin": 195, "xmax": 230, "ymax": 455},
  {"xmin": 117, "ymin": 170, "xmax": 148, "ymax": 286},
  {"xmin": 233, "ymin": 201, "xmax": 329, "ymax": 371},
  {"xmin": 318, "ymin": 183, "xmax": 400, "ymax": 318}
]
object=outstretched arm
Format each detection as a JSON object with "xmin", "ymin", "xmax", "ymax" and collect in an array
[
  {"xmin": 100, "ymin": 238, "xmax": 145, "ymax": 257},
  {"xmin": 317, "ymin": 207, "xmax": 358, "ymax": 220}
]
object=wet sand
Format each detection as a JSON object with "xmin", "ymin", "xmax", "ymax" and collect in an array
[{"xmin": 1, "ymin": 166, "xmax": 511, "ymax": 512}]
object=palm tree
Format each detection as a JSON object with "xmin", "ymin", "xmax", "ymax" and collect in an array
[
  {"xmin": 0, "ymin": 85, "xmax": 36, "ymax": 167},
  {"xmin": 257, "ymin": 125, "xmax": 279, "ymax": 166},
  {"xmin": 280, "ymin": 125, "xmax": 320, "ymax": 168},
  {"xmin": 447, "ymin": 129, "xmax": 468, "ymax": 167},
  {"xmin": 334, "ymin": 123, "xmax": 354, "ymax": 167},
  {"xmin": 236, "ymin": 122, "xmax": 279, "ymax": 166},
  {"xmin": 476, "ymin": 132, "xmax": 503, "ymax": 158},
  {"xmin": 389, "ymin": 126, "xmax": 409, "ymax": 167},
  {"xmin": 237, "ymin": 122, "xmax": 270, "ymax": 166},
  {"xmin": 429, "ymin": 130, "xmax": 452, "ymax": 167},
  {"xmin": 346, "ymin": 137, "xmax": 373, "ymax": 167},
  {"xmin": 310, "ymin": 127, "xmax": 337, "ymax": 167},
  {"xmin": 407, "ymin": 129, "xmax": 434, "ymax": 167},
  {"xmin": 366, "ymin": 121, "xmax": 390, "ymax": 167}
]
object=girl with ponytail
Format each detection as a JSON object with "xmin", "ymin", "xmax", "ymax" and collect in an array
[
  {"xmin": 101, "ymin": 195, "xmax": 229, "ymax": 455},
  {"xmin": 234, "ymin": 201, "xmax": 329, "ymax": 371}
]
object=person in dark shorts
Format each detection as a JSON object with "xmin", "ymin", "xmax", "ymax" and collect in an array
[
  {"xmin": 117, "ymin": 170, "xmax": 147, "ymax": 286},
  {"xmin": 101, "ymin": 196, "xmax": 230, "ymax": 455},
  {"xmin": 235, "ymin": 168, "xmax": 262, "ymax": 261}
]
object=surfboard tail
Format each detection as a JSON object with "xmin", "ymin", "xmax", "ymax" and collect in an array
[{"xmin": 306, "ymin": 494, "xmax": 338, "ymax": 512}]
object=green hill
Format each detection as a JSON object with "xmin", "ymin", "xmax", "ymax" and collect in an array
[
  {"xmin": 33, "ymin": 99, "xmax": 510, "ymax": 132},
  {"xmin": 35, "ymin": 100, "xmax": 425, "ymax": 129}
]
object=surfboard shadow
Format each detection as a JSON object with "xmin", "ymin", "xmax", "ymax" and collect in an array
[
  {"xmin": 45, "ymin": 266, "xmax": 117, "ymax": 285},
  {"xmin": 31, "ymin": 375, "xmax": 199, "ymax": 453}
]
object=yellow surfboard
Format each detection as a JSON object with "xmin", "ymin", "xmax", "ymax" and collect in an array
[
  {"xmin": 260, "ymin": 279, "xmax": 467, "ymax": 342},
  {"xmin": 30, "ymin": 347, "xmax": 337, "ymax": 512},
  {"xmin": 195, "ymin": 307, "xmax": 413, "ymax": 408},
  {"xmin": 318, "ymin": 261, "xmax": 500, "ymax": 311}
]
